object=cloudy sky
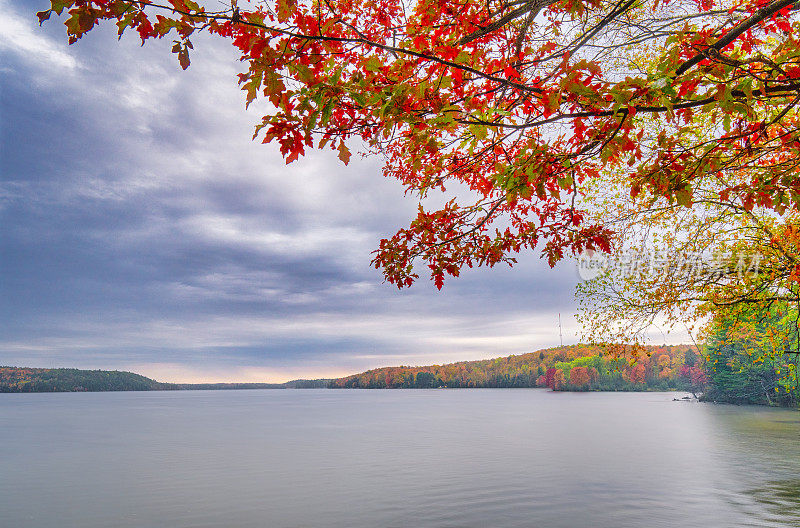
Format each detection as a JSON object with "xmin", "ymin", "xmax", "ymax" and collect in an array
[{"xmin": 0, "ymin": 0, "xmax": 678, "ymax": 382}]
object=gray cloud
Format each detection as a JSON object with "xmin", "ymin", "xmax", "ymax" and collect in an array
[{"xmin": 1, "ymin": 0, "xmax": 592, "ymax": 382}]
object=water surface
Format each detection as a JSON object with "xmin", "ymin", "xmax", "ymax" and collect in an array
[{"xmin": 1, "ymin": 389, "xmax": 798, "ymax": 527}]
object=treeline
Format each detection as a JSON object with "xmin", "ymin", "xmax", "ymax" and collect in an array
[
  {"xmin": 0, "ymin": 367, "xmax": 168, "ymax": 392},
  {"xmin": 0, "ymin": 367, "xmax": 331, "ymax": 393},
  {"xmin": 283, "ymin": 379, "xmax": 331, "ymax": 388},
  {"xmin": 172, "ymin": 379, "xmax": 331, "ymax": 390},
  {"xmin": 329, "ymin": 338, "xmax": 797, "ymax": 407},
  {"xmin": 173, "ymin": 382, "xmax": 285, "ymax": 390},
  {"xmin": 328, "ymin": 344, "xmax": 705, "ymax": 392},
  {"xmin": 700, "ymin": 310, "xmax": 799, "ymax": 407}
]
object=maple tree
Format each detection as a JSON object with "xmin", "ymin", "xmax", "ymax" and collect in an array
[
  {"xmin": 568, "ymin": 365, "xmax": 591, "ymax": 387},
  {"xmin": 628, "ymin": 361, "xmax": 648, "ymax": 383},
  {"xmin": 544, "ymin": 366, "xmax": 558, "ymax": 388},
  {"xmin": 37, "ymin": 0, "xmax": 800, "ymax": 289}
]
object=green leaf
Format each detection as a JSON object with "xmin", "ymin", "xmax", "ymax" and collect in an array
[
  {"xmin": 675, "ymin": 188, "xmax": 692, "ymax": 207},
  {"xmin": 51, "ymin": 0, "xmax": 72, "ymax": 15},
  {"xmin": 454, "ymin": 51, "xmax": 470, "ymax": 64},
  {"xmin": 320, "ymin": 100, "xmax": 333, "ymax": 125},
  {"xmin": 243, "ymin": 71, "xmax": 263, "ymax": 108},
  {"xmin": 245, "ymin": 12, "xmax": 266, "ymax": 24},
  {"xmin": 470, "ymin": 124, "xmax": 488, "ymax": 140},
  {"xmin": 276, "ymin": 0, "xmax": 296, "ymax": 22},
  {"xmin": 293, "ymin": 63, "xmax": 313, "ymax": 83},
  {"xmin": 364, "ymin": 56, "xmax": 382, "ymax": 72}
]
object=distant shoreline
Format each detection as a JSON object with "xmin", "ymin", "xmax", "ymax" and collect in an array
[{"xmin": 0, "ymin": 367, "xmax": 330, "ymax": 393}]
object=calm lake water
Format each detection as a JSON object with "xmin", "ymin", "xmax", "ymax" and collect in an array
[{"xmin": 1, "ymin": 389, "xmax": 798, "ymax": 528}]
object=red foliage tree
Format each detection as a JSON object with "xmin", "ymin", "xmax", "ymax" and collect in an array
[
  {"xmin": 36, "ymin": 0, "xmax": 800, "ymax": 289},
  {"xmin": 629, "ymin": 363, "xmax": 647, "ymax": 384},
  {"xmin": 569, "ymin": 366, "xmax": 591, "ymax": 388},
  {"xmin": 544, "ymin": 367, "xmax": 558, "ymax": 389}
]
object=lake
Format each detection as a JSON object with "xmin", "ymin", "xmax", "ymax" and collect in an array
[{"xmin": 1, "ymin": 389, "xmax": 798, "ymax": 527}]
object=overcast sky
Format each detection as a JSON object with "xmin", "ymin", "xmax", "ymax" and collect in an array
[{"xmin": 0, "ymin": 0, "xmax": 681, "ymax": 382}]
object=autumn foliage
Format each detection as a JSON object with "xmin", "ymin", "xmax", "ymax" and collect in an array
[
  {"xmin": 328, "ymin": 344, "xmax": 703, "ymax": 390},
  {"xmin": 569, "ymin": 366, "xmax": 591, "ymax": 388},
  {"xmin": 36, "ymin": 0, "xmax": 800, "ymax": 290}
]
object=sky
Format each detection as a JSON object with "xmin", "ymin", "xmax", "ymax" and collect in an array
[{"xmin": 0, "ymin": 0, "xmax": 685, "ymax": 383}]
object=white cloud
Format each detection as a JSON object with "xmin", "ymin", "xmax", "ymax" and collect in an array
[
  {"xmin": 179, "ymin": 212, "xmax": 373, "ymax": 256},
  {"xmin": 0, "ymin": 2, "xmax": 78, "ymax": 70}
]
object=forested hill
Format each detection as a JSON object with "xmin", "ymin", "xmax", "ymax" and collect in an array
[
  {"xmin": 328, "ymin": 344, "xmax": 704, "ymax": 392},
  {"xmin": 0, "ymin": 367, "xmax": 169, "ymax": 392},
  {"xmin": 170, "ymin": 379, "xmax": 331, "ymax": 390},
  {"xmin": 0, "ymin": 367, "xmax": 330, "ymax": 393}
]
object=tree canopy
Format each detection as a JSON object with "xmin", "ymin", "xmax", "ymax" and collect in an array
[
  {"xmin": 38, "ymin": 0, "xmax": 800, "ymax": 291},
  {"xmin": 327, "ymin": 343, "xmax": 702, "ymax": 390}
]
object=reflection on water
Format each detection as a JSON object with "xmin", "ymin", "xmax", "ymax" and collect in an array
[
  {"xmin": 0, "ymin": 390, "xmax": 798, "ymax": 528},
  {"xmin": 698, "ymin": 404, "xmax": 800, "ymax": 527},
  {"xmin": 743, "ymin": 480, "xmax": 800, "ymax": 526}
]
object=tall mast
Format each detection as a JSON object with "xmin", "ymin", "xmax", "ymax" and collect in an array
[{"xmin": 559, "ymin": 313, "xmax": 563, "ymax": 347}]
